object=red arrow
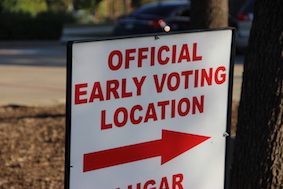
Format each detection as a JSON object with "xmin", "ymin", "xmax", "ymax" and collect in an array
[{"xmin": 83, "ymin": 130, "xmax": 210, "ymax": 172}]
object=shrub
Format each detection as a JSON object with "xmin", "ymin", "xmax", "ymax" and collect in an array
[{"xmin": 0, "ymin": 11, "xmax": 75, "ymax": 40}]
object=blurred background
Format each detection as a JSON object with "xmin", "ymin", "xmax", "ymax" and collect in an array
[
  {"xmin": 0, "ymin": 0, "xmax": 250, "ymax": 106},
  {"xmin": 0, "ymin": 0, "xmax": 253, "ymax": 50},
  {"xmin": 0, "ymin": 1, "xmax": 248, "ymax": 187}
]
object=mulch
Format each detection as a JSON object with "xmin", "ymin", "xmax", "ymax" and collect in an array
[{"xmin": 0, "ymin": 101, "xmax": 238, "ymax": 189}]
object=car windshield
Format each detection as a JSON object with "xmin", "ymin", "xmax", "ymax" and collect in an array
[
  {"xmin": 243, "ymin": 0, "xmax": 254, "ymax": 13},
  {"xmin": 131, "ymin": 3, "xmax": 188, "ymax": 17}
]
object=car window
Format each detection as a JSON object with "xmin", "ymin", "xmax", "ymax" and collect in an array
[
  {"xmin": 175, "ymin": 8, "xmax": 190, "ymax": 17},
  {"xmin": 131, "ymin": 4, "xmax": 187, "ymax": 17},
  {"xmin": 242, "ymin": 0, "xmax": 254, "ymax": 13}
]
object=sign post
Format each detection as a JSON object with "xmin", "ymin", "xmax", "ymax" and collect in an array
[{"xmin": 65, "ymin": 28, "xmax": 235, "ymax": 189}]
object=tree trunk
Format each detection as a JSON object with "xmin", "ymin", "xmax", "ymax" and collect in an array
[
  {"xmin": 231, "ymin": 0, "xmax": 283, "ymax": 188},
  {"xmin": 190, "ymin": 0, "xmax": 228, "ymax": 29}
]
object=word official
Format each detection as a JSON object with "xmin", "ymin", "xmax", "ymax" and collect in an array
[{"xmin": 108, "ymin": 43, "xmax": 202, "ymax": 70}]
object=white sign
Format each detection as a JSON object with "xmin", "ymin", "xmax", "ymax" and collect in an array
[{"xmin": 66, "ymin": 29, "xmax": 234, "ymax": 189}]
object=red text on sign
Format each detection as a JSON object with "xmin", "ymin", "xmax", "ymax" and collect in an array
[
  {"xmin": 153, "ymin": 66, "xmax": 226, "ymax": 93},
  {"xmin": 101, "ymin": 96, "xmax": 204, "ymax": 130},
  {"xmin": 75, "ymin": 76, "xmax": 146, "ymax": 105},
  {"xmin": 108, "ymin": 43, "xmax": 202, "ymax": 70},
  {"xmin": 74, "ymin": 66, "xmax": 226, "ymax": 105},
  {"xmin": 116, "ymin": 173, "xmax": 184, "ymax": 189}
]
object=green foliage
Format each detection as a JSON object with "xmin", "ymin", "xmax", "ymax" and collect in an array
[
  {"xmin": 45, "ymin": 0, "xmax": 72, "ymax": 12},
  {"xmin": 141, "ymin": 0, "xmax": 160, "ymax": 5},
  {"xmin": 93, "ymin": 0, "xmax": 166, "ymax": 22},
  {"xmin": 94, "ymin": 0, "xmax": 109, "ymax": 21},
  {"xmin": 131, "ymin": 0, "xmax": 163, "ymax": 8},
  {"xmin": 73, "ymin": 0, "xmax": 102, "ymax": 12},
  {"xmin": 0, "ymin": 11, "xmax": 75, "ymax": 40},
  {"xmin": 0, "ymin": 0, "xmax": 48, "ymax": 16}
]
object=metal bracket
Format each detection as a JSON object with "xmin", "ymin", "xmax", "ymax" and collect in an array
[{"xmin": 223, "ymin": 132, "xmax": 229, "ymax": 137}]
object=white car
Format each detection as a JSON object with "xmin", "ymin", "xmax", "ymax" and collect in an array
[{"xmin": 236, "ymin": 0, "xmax": 254, "ymax": 52}]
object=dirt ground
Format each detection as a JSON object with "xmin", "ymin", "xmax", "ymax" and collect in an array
[{"xmin": 0, "ymin": 101, "xmax": 238, "ymax": 189}]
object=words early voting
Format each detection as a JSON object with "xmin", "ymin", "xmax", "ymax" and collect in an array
[{"xmin": 73, "ymin": 42, "xmax": 227, "ymax": 130}]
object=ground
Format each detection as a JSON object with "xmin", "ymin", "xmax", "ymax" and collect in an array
[{"xmin": 0, "ymin": 101, "xmax": 238, "ymax": 189}]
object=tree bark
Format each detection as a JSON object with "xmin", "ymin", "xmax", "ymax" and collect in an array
[
  {"xmin": 190, "ymin": 0, "xmax": 228, "ymax": 29},
  {"xmin": 231, "ymin": 0, "xmax": 283, "ymax": 188}
]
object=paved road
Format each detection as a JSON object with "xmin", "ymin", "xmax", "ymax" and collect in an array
[
  {"xmin": 0, "ymin": 40, "xmax": 244, "ymax": 106},
  {"xmin": 0, "ymin": 41, "xmax": 66, "ymax": 106}
]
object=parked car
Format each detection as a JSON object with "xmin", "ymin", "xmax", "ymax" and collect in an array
[
  {"xmin": 112, "ymin": 1, "xmax": 191, "ymax": 36},
  {"xmin": 236, "ymin": 0, "xmax": 254, "ymax": 51}
]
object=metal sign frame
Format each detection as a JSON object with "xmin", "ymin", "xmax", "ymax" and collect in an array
[{"xmin": 65, "ymin": 28, "xmax": 236, "ymax": 189}]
